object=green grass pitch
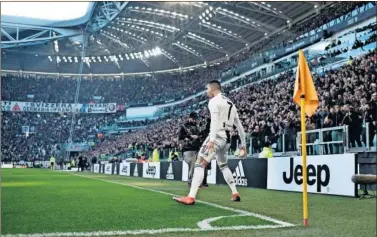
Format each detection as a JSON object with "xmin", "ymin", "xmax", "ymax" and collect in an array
[{"xmin": 1, "ymin": 169, "xmax": 376, "ymax": 237}]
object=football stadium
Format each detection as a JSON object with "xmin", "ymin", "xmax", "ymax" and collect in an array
[{"xmin": 1, "ymin": 1, "xmax": 376, "ymax": 237}]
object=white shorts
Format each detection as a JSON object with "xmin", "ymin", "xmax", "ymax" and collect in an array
[{"xmin": 198, "ymin": 135, "xmax": 230, "ymax": 167}]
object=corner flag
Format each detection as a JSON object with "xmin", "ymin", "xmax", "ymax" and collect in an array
[
  {"xmin": 292, "ymin": 50, "xmax": 319, "ymax": 227},
  {"xmin": 293, "ymin": 50, "xmax": 319, "ymax": 117}
]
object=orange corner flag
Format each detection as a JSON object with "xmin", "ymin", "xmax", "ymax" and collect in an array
[{"xmin": 293, "ymin": 50, "xmax": 319, "ymax": 117}]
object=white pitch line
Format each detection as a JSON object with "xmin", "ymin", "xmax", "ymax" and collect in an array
[
  {"xmin": 2, "ymin": 224, "xmax": 291, "ymax": 237},
  {"xmin": 3, "ymin": 173, "xmax": 294, "ymax": 237},
  {"xmin": 70, "ymin": 173, "xmax": 294, "ymax": 227},
  {"xmin": 197, "ymin": 214, "xmax": 246, "ymax": 229}
]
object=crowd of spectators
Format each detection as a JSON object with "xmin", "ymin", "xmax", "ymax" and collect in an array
[
  {"xmin": 325, "ymin": 33, "xmax": 375, "ymax": 58},
  {"xmin": 1, "ymin": 67, "xmax": 220, "ymax": 106},
  {"xmin": 2, "ymin": 49, "xmax": 376, "ymax": 161},
  {"xmin": 162, "ymin": 21, "xmax": 377, "ymax": 119},
  {"xmin": 115, "ymin": 118, "xmax": 156, "ymax": 128},
  {"xmin": 4, "ymin": 43, "xmax": 376, "ymax": 161},
  {"xmin": 2, "ymin": 2, "xmax": 369, "ymax": 108},
  {"xmin": 294, "ymin": 2, "xmax": 368, "ymax": 36},
  {"xmin": 2, "ymin": 44, "xmax": 376, "ymax": 162},
  {"xmin": 221, "ymin": 2, "xmax": 372, "ymax": 77},
  {"xmin": 2, "ymin": 2, "xmax": 376, "ymax": 161},
  {"xmin": 1, "ymin": 112, "xmax": 119, "ymax": 161},
  {"xmin": 86, "ymin": 49, "xmax": 376, "ymax": 159},
  {"xmin": 0, "ymin": 110, "xmax": 169, "ymax": 162}
]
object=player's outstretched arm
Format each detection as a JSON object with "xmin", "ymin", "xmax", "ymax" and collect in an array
[{"xmin": 234, "ymin": 113, "xmax": 247, "ymax": 156}]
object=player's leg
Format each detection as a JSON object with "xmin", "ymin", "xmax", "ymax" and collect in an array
[
  {"xmin": 187, "ymin": 157, "xmax": 207, "ymax": 196},
  {"xmin": 173, "ymin": 138, "xmax": 212, "ymax": 205},
  {"xmin": 202, "ymin": 160, "xmax": 211, "ymax": 187},
  {"xmin": 217, "ymin": 143, "xmax": 241, "ymax": 201},
  {"xmin": 173, "ymin": 161, "xmax": 207, "ymax": 205},
  {"xmin": 187, "ymin": 137, "xmax": 213, "ymax": 198},
  {"xmin": 202, "ymin": 165, "xmax": 208, "ymax": 187},
  {"xmin": 183, "ymin": 151, "xmax": 196, "ymax": 187}
]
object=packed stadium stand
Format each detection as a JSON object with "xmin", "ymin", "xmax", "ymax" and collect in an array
[
  {"xmin": 3, "ymin": 3, "xmax": 377, "ymax": 237},
  {"xmin": 1, "ymin": 1, "xmax": 376, "ymax": 163}
]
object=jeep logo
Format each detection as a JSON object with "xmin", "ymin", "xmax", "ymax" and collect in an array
[
  {"xmin": 146, "ymin": 165, "xmax": 156, "ymax": 176},
  {"xmin": 283, "ymin": 157, "xmax": 330, "ymax": 192}
]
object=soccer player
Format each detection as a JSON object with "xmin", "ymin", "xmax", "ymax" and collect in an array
[
  {"xmin": 173, "ymin": 80, "xmax": 247, "ymax": 205},
  {"xmin": 178, "ymin": 112, "xmax": 202, "ymax": 187}
]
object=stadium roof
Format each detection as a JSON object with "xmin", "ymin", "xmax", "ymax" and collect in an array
[
  {"xmin": 2, "ymin": 2, "xmax": 92, "ymax": 22},
  {"xmin": 1, "ymin": 1, "xmax": 326, "ymax": 74},
  {"xmin": 1, "ymin": 2, "xmax": 95, "ymax": 28}
]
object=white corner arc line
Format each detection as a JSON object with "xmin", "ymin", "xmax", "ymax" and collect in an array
[
  {"xmin": 3, "ymin": 173, "xmax": 295, "ymax": 237},
  {"xmin": 197, "ymin": 214, "xmax": 246, "ymax": 229},
  {"xmin": 71, "ymin": 174, "xmax": 294, "ymax": 227}
]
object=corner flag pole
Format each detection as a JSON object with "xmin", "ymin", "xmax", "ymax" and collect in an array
[
  {"xmin": 300, "ymin": 94, "xmax": 309, "ymax": 227},
  {"xmin": 293, "ymin": 49, "xmax": 319, "ymax": 227}
]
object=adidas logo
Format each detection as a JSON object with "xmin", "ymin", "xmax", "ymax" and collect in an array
[
  {"xmin": 133, "ymin": 165, "xmax": 138, "ymax": 176},
  {"xmin": 232, "ymin": 161, "xmax": 248, "ymax": 186},
  {"xmin": 166, "ymin": 163, "xmax": 174, "ymax": 180}
]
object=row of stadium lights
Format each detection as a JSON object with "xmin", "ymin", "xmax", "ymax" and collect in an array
[
  {"xmin": 248, "ymin": 2, "xmax": 300, "ymax": 32},
  {"xmin": 114, "ymin": 5, "xmax": 281, "ymax": 49},
  {"xmin": 198, "ymin": 7, "xmax": 247, "ymax": 39},
  {"xmin": 101, "ymin": 19, "xmax": 181, "ymax": 64},
  {"xmin": 200, "ymin": 6, "xmax": 271, "ymax": 38},
  {"xmin": 126, "ymin": 23, "xmax": 168, "ymax": 38},
  {"xmin": 198, "ymin": 6, "xmax": 215, "ymax": 23},
  {"xmin": 127, "ymin": 6, "xmax": 189, "ymax": 21},
  {"xmin": 216, "ymin": 7, "xmax": 261, "ymax": 28},
  {"xmin": 110, "ymin": 6, "xmax": 249, "ymax": 53},
  {"xmin": 173, "ymin": 41, "xmax": 203, "ymax": 58},
  {"xmin": 120, "ymin": 5, "xmax": 266, "ymax": 38},
  {"xmin": 50, "ymin": 4, "xmax": 300, "ymax": 66},
  {"xmin": 47, "ymin": 47, "xmax": 163, "ymax": 63},
  {"xmin": 111, "ymin": 21, "xmax": 169, "ymax": 39},
  {"xmin": 113, "ymin": 20, "xmax": 224, "ymax": 51},
  {"xmin": 161, "ymin": 49, "xmax": 178, "ymax": 65},
  {"xmin": 257, "ymin": 1, "xmax": 317, "ymax": 15},
  {"xmin": 105, "ymin": 4, "xmax": 297, "ymax": 62},
  {"xmin": 252, "ymin": 2, "xmax": 284, "ymax": 15},
  {"xmin": 102, "ymin": 30, "xmax": 147, "ymax": 43},
  {"xmin": 199, "ymin": 21, "xmax": 240, "ymax": 39},
  {"xmin": 115, "ymin": 18, "xmax": 180, "ymax": 32},
  {"xmin": 185, "ymin": 32, "xmax": 223, "ymax": 49},
  {"xmin": 198, "ymin": 6, "xmax": 281, "ymax": 39}
]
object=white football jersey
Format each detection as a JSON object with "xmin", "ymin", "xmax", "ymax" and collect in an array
[{"xmin": 208, "ymin": 93, "xmax": 246, "ymax": 146}]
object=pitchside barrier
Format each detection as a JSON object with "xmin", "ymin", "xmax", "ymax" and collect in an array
[{"xmin": 92, "ymin": 153, "xmax": 359, "ymax": 197}]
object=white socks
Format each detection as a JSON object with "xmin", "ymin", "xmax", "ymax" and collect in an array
[
  {"xmin": 188, "ymin": 164, "xmax": 205, "ymax": 198},
  {"xmin": 187, "ymin": 165, "xmax": 238, "ymax": 199},
  {"xmin": 221, "ymin": 167, "xmax": 238, "ymax": 195}
]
